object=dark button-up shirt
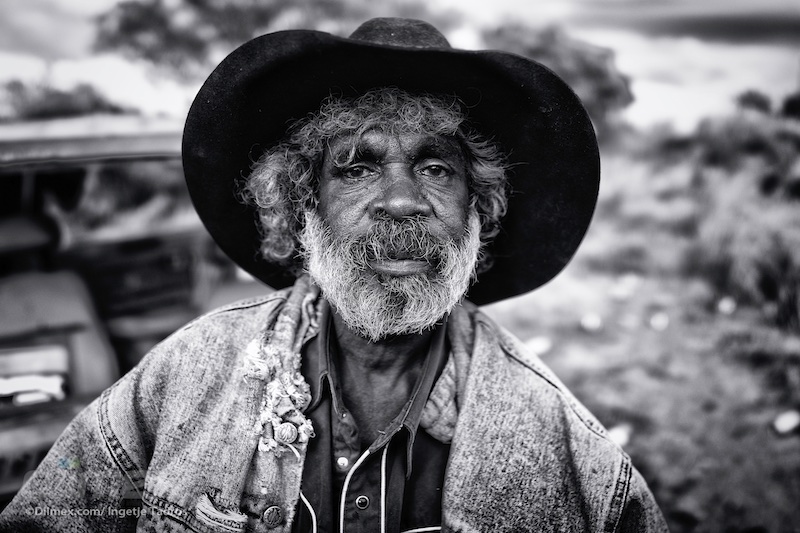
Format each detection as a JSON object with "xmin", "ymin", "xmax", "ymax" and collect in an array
[{"xmin": 292, "ymin": 306, "xmax": 450, "ymax": 533}]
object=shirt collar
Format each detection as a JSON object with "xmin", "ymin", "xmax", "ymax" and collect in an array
[{"xmin": 305, "ymin": 301, "xmax": 339, "ymax": 413}]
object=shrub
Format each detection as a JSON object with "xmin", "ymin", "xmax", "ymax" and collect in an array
[
  {"xmin": 2, "ymin": 80, "xmax": 131, "ymax": 121},
  {"xmin": 686, "ymin": 113, "xmax": 800, "ymax": 330}
]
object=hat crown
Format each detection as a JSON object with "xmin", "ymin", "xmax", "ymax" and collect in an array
[{"xmin": 348, "ymin": 17, "xmax": 451, "ymax": 49}]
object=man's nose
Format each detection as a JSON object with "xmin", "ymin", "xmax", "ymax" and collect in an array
[{"xmin": 368, "ymin": 166, "xmax": 433, "ymax": 219}]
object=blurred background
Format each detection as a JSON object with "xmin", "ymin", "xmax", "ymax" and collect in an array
[{"xmin": 1, "ymin": 0, "xmax": 799, "ymax": 530}]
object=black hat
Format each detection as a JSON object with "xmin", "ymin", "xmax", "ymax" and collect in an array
[{"xmin": 183, "ymin": 17, "xmax": 599, "ymax": 305}]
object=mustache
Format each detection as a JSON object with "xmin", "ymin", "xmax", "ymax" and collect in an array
[{"xmin": 349, "ymin": 217, "xmax": 450, "ymax": 266}]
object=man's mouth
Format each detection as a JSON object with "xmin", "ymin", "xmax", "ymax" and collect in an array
[
  {"xmin": 369, "ymin": 258, "xmax": 431, "ymax": 276},
  {"xmin": 360, "ymin": 222, "xmax": 442, "ymax": 276}
]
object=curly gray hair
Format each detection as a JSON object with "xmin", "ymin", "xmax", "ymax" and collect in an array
[{"xmin": 238, "ymin": 87, "xmax": 509, "ymax": 274}]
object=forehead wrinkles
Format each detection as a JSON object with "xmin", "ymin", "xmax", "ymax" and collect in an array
[{"xmin": 326, "ymin": 130, "xmax": 465, "ymax": 168}]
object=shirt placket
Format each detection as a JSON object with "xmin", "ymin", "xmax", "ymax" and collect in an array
[
  {"xmin": 338, "ymin": 447, "xmax": 385, "ymax": 533},
  {"xmin": 297, "ymin": 306, "xmax": 450, "ymax": 533},
  {"xmin": 331, "ymin": 399, "xmax": 360, "ymax": 482}
]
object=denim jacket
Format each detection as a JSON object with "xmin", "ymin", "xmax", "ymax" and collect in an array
[{"xmin": 1, "ymin": 276, "xmax": 668, "ymax": 532}]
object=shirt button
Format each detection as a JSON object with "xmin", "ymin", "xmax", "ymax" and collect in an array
[
  {"xmin": 355, "ymin": 495, "xmax": 370, "ymax": 510},
  {"xmin": 336, "ymin": 456, "xmax": 349, "ymax": 469},
  {"xmin": 262, "ymin": 505, "xmax": 283, "ymax": 528}
]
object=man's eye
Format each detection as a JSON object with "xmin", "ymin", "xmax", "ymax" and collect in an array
[
  {"xmin": 342, "ymin": 165, "xmax": 375, "ymax": 180},
  {"xmin": 418, "ymin": 164, "xmax": 451, "ymax": 179}
]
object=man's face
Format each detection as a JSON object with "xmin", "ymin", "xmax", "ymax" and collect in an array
[
  {"xmin": 300, "ymin": 129, "xmax": 480, "ymax": 341},
  {"xmin": 317, "ymin": 129, "xmax": 471, "ymax": 259}
]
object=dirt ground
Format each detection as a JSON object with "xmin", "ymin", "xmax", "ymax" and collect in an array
[{"xmin": 483, "ymin": 148, "xmax": 800, "ymax": 532}]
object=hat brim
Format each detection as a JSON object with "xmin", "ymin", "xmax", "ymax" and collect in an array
[{"xmin": 183, "ymin": 29, "xmax": 599, "ymax": 305}]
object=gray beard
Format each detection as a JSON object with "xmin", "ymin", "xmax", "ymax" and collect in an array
[{"xmin": 299, "ymin": 210, "xmax": 482, "ymax": 341}]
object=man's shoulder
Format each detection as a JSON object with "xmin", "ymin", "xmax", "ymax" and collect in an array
[
  {"xmin": 109, "ymin": 286, "xmax": 300, "ymax": 419},
  {"xmin": 176, "ymin": 287, "xmax": 291, "ymax": 340},
  {"xmin": 448, "ymin": 306, "xmax": 665, "ymax": 532},
  {"xmin": 458, "ymin": 303, "xmax": 615, "ymax": 445},
  {"xmin": 137, "ymin": 286, "xmax": 294, "ymax": 373},
  {"xmin": 193, "ymin": 287, "xmax": 290, "ymax": 324}
]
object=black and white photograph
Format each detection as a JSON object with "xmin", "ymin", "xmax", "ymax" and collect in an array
[{"xmin": 1, "ymin": 1, "xmax": 799, "ymax": 531}]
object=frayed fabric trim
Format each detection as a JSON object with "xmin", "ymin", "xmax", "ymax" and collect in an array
[
  {"xmin": 241, "ymin": 274, "xmax": 463, "ymax": 453},
  {"xmin": 242, "ymin": 276, "xmax": 320, "ymax": 457}
]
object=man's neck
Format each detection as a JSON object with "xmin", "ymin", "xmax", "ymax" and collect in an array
[
  {"xmin": 330, "ymin": 311, "xmax": 434, "ymax": 372},
  {"xmin": 330, "ymin": 310, "xmax": 436, "ymax": 447}
]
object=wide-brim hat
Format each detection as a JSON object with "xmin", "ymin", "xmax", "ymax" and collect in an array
[{"xmin": 183, "ymin": 17, "xmax": 599, "ymax": 305}]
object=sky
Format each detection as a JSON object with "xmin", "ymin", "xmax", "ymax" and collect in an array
[
  {"xmin": 1, "ymin": 0, "xmax": 799, "ymax": 132},
  {"xmin": 437, "ymin": 0, "xmax": 800, "ymax": 131}
]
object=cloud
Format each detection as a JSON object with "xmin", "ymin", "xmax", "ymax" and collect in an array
[
  {"xmin": 1, "ymin": 0, "xmax": 797, "ymax": 131},
  {"xmin": 568, "ymin": 0, "xmax": 800, "ymax": 45},
  {"xmin": 0, "ymin": 0, "xmax": 102, "ymax": 60},
  {"xmin": 574, "ymin": 28, "xmax": 800, "ymax": 131},
  {"xmin": 0, "ymin": 50, "xmax": 196, "ymax": 118}
]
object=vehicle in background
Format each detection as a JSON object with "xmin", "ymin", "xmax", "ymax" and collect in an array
[{"xmin": 0, "ymin": 115, "xmax": 269, "ymax": 506}]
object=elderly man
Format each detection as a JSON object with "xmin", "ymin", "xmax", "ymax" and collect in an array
[{"xmin": 1, "ymin": 18, "xmax": 667, "ymax": 533}]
